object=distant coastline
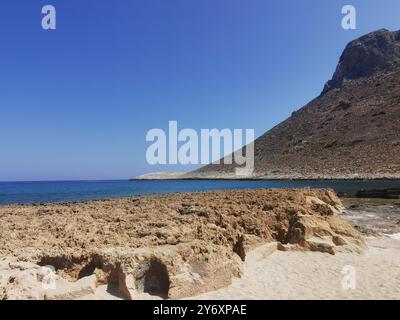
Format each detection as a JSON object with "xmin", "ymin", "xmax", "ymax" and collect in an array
[
  {"xmin": 132, "ymin": 172, "xmax": 400, "ymax": 181},
  {"xmin": 131, "ymin": 176, "xmax": 400, "ymax": 181}
]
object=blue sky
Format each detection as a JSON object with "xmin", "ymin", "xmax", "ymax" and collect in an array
[{"xmin": 1, "ymin": 0, "xmax": 400, "ymax": 181}]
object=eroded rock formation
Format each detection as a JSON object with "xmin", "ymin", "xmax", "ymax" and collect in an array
[{"xmin": 0, "ymin": 189, "xmax": 365, "ymax": 300}]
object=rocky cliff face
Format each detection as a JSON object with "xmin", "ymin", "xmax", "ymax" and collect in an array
[
  {"xmin": 190, "ymin": 29, "xmax": 400, "ymax": 179},
  {"xmin": 322, "ymin": 29, "xmax": 400, "ymax": 94}
]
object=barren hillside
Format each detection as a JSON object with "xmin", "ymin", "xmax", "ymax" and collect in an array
[{"xmin": 190, "ymin": 29, "xmax": 400, "ymax": 179}]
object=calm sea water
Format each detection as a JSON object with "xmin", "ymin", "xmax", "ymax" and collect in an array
[{"xmin": 1, "ymin": 179, "xmax": 400, "ymax": 205}]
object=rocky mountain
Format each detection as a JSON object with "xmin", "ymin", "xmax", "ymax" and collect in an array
[
  {"xmin": 188, "ymin": 28, "xmax": 400, "ymax": 179},
  {"xmin": 322, "ymin": 29, "xmax": 400, "ymax": 94}
]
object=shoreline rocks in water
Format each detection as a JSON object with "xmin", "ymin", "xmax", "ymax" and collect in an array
[
  {"xmin": 355, "ymin": 188, "xmax": 400, "ymax": 199},
  {"xmin": 0, "ymin": 189, "xmax": 365, "ymax": 300},
  {"xmin": 341, "ymin": 198, "xmax": 400, "ymax": 236}
]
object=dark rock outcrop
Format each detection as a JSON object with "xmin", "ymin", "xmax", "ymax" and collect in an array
[{"xmin": 322, "ymin": 29, "xmax": 400, "ymax": 94}]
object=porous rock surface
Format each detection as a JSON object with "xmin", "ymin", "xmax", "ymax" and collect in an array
[{"xmin": 0, "ymin": 189, "xmax": 365, "ymax": 300}]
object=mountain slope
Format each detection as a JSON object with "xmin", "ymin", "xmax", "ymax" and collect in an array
[{"xmin": 189, "ymin": 29, "xmax": 400, "ymax": 179}]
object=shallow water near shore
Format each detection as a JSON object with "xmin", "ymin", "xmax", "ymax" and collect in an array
[{"xmin": 1, "ymin": 179, "xmax": 400, "ymax": 205}]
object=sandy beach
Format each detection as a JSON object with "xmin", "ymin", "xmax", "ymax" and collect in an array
[
  {"xmin": 194, "ymin": 236, "xmax": 400, "ymax": 300},
  {"xmin": 0, "ymin": 189, "xmax": 399, "ymax": 300}
]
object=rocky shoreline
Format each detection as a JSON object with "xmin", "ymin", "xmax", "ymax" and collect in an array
[{"xmin": 0, "ymin": 189, "xmax": 367, "ymax": 300}]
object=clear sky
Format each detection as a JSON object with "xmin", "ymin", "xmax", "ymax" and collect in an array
[{"xmin": 1, "ymin": 0, "xmax": 400, "ymax": 181}]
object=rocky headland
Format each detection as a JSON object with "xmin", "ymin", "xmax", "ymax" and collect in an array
[{"xmin": 167, "ymin": 29, "xmax": 400, "ymax": 180}]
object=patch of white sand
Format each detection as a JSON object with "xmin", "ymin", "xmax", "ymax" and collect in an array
[
  {"xmin": 191, "ymin": 238, "xmax": 400, "ymax": 300},
  {"xmin": 384, "ymin": 233, "xmax": 400, "ymax": 241}
]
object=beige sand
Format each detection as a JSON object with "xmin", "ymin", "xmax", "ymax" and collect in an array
[{"xmin": 193, "ymin": 237, "xmax": 400, "ymax": 300}]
